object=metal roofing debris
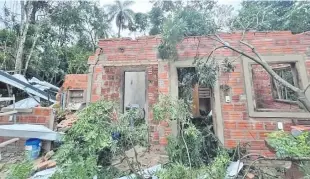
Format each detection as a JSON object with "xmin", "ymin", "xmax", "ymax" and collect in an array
[
  {"xmin": 3, "ymin": 97, "xmax": 40, "ymax": 109},
  {"xmin": 118, "ymin": 164, "xmax": 162, "ymax": 179},
  {"xmin": 0, "ymin": 124, "xmax": 62, "ymax": 141},
  {"xmin": 225, "ymin": 160, "xmax": 244, "ymax": 178},
  {"xmin": 32, "ymin": 167, "xmax": 57, "ymax": 179},
  {"xmin": 29, "ymin": 77, "xmax": 59, "ymax": 91},
  {"xmin": 0, "ymin": 70, "xmax": 56, "ymax": 103},
  {"xmin": 12, "ymin": 74, "xmax": 29, "ymax": 84}
]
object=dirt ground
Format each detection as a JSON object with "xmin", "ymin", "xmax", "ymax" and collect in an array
[
  {"xmin": 112, "ymin": 145, "xmax": 169, "ymax": 172},
  {"xmin": 0, "ymin": 147, "xmax": 24, "ymax": 179}
]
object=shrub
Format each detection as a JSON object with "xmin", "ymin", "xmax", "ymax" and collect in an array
[
  {"xmin": 6, "ymin": 160, "xmax": 33, "ymax": 179},
  {"xmin": 267, "ymin": 131, "xmax": 310, "ymax": 157},
  {"xmin": 157, "ymin": 152, "xmax": 230, "ymax": 179},
  {"xmin": 166, "ymin": 125, "xmax": 203, "ymax": 167},
  {"xmin": 52, "ymin": 100, "xmax": 148, "ymax": 178}
]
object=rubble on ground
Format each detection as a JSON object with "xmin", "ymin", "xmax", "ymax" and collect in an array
[
  {"xmin": 112, "ymin": 145, "xmax": 169, "ymax": 172},
  {"xmin": 56, "ymin": 112, "xmax": 78, "ymax": 132}
]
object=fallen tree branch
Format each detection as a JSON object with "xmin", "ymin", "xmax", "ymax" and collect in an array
[{"xmin": 206, "ymin": 37, "xmax": 301, "ymax": 93}]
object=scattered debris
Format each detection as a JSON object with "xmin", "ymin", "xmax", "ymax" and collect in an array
[
  {"xmin": 112, "ymin": 145, "xmax": 168, "ymax": 172},
  {"xmin": 56, "ymin": 113, "xmax": 77, "ymax": 132},
  {"xmin": 0, "ymin": 70, "xmax": 57, "ymax": 103},
  {"xmin": 31, "ymin": 167, "xmax": 57, "ymax": 179},
  {"xmin": 43, "ymin": 150, "xmax": 54, "ymax": 162},
  {"xmin": 0, "ymin": 124, "xmax": 61, "ymax": 141},
  {"xmin": 34, "ymin": 159, "xmax": 57, "ymax": 171},
  {"xmin": 225, "ymin": 160, "xmax": 244, "ymax": 178},
  {"xmin": 291, "ymin": 125, "xmax": 310, "ymax": 137},
  {"xmin": 118, "ymin": 164, "xmax": 162, "ymax": 179},
  {"xmin": 245, "ymin": 172, "xmax": 255, "ymax": 179}
]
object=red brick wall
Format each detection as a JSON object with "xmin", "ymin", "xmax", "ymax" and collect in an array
[
  {"xmin": 86, "ymin": 31, "xmax": 310, "ymax": 155},
  {"xmin": 88, "ymin": 36, "xmax": 159, "ymax": 65},
  {"xmin": 61, "ymin": 74, "xmax": 88, "ymax": 90},
  {"xmin": 0, "ymin": 107, "xmax": 53, "ymax": 147}
]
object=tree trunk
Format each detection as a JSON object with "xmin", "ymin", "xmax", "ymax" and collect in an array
[
  {"xmin": 297, "ymin": 91, "xmax": 310, "ymax": 113},
  {"xmin": 20, "ymin": 1, "xmax": 25, "ymax": 34},
  {"xmin": 30, "ymin": 2, "xmax": 39, "ymax": 23},
  {"xmin": 118, "ymin": 24, "xmax": 121, "ymax": 38},
  {"xmin": 23, "ymin": 31, "xmax": 39, "ymax": 75},
  {"xmin": 15, "ymin": 2, "xmax": 31, "ymax": 74}
]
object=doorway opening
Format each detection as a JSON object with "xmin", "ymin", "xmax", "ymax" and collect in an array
[
  {"xmin": 177, "ymin": 67, "xmax": 212, "ymax": 117},
  {"xmin": 176, "ymin": 66, "xmax": 218, "ymax": 163},
  {"xmin": 123, "ymin": 71, "xmax": 146, "ymax": 126}
]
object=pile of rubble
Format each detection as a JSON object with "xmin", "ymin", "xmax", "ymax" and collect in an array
[
  {"xmin": 56, "ymin": 113, "xmax": 78, "ymax": 132},
  {"xmin": 33, "ymin": 151, "xmax": 56, "ymax": 172}
]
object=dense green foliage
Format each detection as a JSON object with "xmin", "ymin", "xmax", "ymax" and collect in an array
[
  {"xmin": 267, "ymin": 131, "xmax": 310, "ymax": 158},
  {"xmin": 52, "ymin": 100, "xmax": 148, "ymax": 178},
  {"xmin": 157, "ymin": 8, "xmax": 217, "ymax": 60},
  {"xmin": 166, "ymin": 125, "xmax": 203, "ymax": 167},
  {"xmin": 6, "ymin": 160, "xmax": 33, "ymax": 179},
  {"xmin": 153, "ymin": 95, "xmax": 222, "ymax": 170},
  {"xmin": 157, "ymin": 151, "xmax": 230, "ymax": 179},
  {"xmin": 0, "ymin": 1, "xmax": 110, "ymax": 87},
  {"xmin": 234, "ymin": 1, "xmax": 310, "ymax": 33},
  {"xmin": 267, "ymin": 131, "xmax": 310, "ymax": 177},
  {"xmin": 153, "ymin": 95, "xmax": 192, "ymax": 122}
]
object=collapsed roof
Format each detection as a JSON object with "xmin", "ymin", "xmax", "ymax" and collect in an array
[{"xmin": 0, "ymin": 70, "xmax": 58, "ymax": 109}]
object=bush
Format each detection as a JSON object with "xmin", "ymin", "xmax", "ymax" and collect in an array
[
  {"xmin": 52, "ymin": 100, "xmax": 148, "ymax": 178},
  {"xmin": 6, "ymin": 160, "xmax": 33, "ymax": 179},
  {"xmin": 166, "ymin": 125, "xmax": 203, "ymax": 167},
  {"xmin": 157, "ymin": 152, "xmax": 230, "ymax": 179}
]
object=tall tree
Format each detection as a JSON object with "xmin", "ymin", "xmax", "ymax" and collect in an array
[
  {"xmin": 148, "ymin": 0, "xmax": 220, "ymax": 35},
  {"xmin": 0, "ymin": 1, "xmax": 111, "ymax": 86},
  {"xmin": 128, "ymin": 12, "xmax": 149, "ymax": 34},
  {"xmin": 232, "ymin": 1, "xmax": 310, "ymax": 33},
  {"xmin": 14, "ymin": 1, "xmax": 32, "ymax": 74},
  {"xmin": 107, "ymin": 0, "xmax": 135, "ymax": 37}
]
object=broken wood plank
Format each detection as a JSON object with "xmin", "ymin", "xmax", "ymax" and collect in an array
[
  {"xmin": 0, "ymin": 110, "xmax": 17, "ymax": 116},
  {"xmin": 0, "ymin": 138, "xmax": 19, "ymax": 148},
  {"xmin": 0, "ymin": 97, "xmax": 15, "ymax": 102},
  {"xmin": 0, "ymin": 138, "xmax": 19, "ymax": 160},
  {"xmin": 243, "ymin": 159, "xmax": 292, "ymax": 169},
  {"xmin": 35, "ymin": 160, "xmax": 56, "ymax": 171}
]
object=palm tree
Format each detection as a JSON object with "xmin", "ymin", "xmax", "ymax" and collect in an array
[{"xmin": 108, "ymin": 0, "xmax": 135, "ymax": 37}]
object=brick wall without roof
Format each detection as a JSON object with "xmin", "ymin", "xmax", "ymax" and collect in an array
[
  {"xmin": 0, "ymin": 107, "xmax": 53, "ymax": 147},
  {"xmin": 64, "ymin": 31, "xmax": 310, "ymax": 156},
  {"xmin": 61, "ymin": 74, "xmax": 88, "ymax": 91}
]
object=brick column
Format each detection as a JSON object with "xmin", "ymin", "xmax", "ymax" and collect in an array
[{"xmin": 157, "ymin": 61, "xmax": 171, "ymax": 146}]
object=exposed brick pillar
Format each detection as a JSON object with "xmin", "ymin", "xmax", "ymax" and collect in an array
[
  {"xmin": 157, "ymin": 61, "xmax": 171, "ymax": 146},
  {"xmin": 90, "ymin": 64, "xmax": 103, "ymax": 102},
  {"xmin": 158, "ymin": 61, "xmax": 169, "ymax": 94}
]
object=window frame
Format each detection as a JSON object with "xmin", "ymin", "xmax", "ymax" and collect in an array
[
  {"xmin": 242, "ymin": 55, "xmax": 310, "ymax": 118},
  {"xmin": 271, "ymin": 64, "xmax": 298, "ymax": 103}
]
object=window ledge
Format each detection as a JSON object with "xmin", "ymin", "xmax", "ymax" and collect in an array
[{"xmin": 274, "ymin": 99, "xmax": 298, "ymax": 105}]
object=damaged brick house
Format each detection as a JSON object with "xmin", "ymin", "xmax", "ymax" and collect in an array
[{"xmin": 61, "ymin": 31, "xmax": 310, "ymax": 156}]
